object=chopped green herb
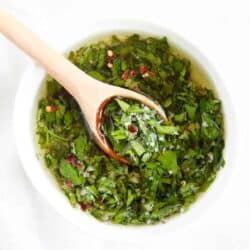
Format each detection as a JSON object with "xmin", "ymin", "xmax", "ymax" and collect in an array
[
  {"xmin": 130, "ymin": 140, "xmax": 146, "ymax": 156},
  {"xmin": 37, "ymin": 34, "xmax": 225, "ymax": 225},
  {"xmin": 74, "ymin": 135, "xmax": 87, "ymax": 161},
  {"xmin": 156, "ymin": 126, "xmax": 179, "ymax": 135},
  {"xmin": 59, "ymin": 160, "xmax": 84, "ymax": 185},
  {"xmin": 158, "ymin": 151, "xmax": 178, "ymax": 174},
  {"xmin": 115, "ymin": 99, "xmax": 130, "ymax": 111}
]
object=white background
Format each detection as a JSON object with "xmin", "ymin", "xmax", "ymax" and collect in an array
[{"xmin": 0, "ymin": 0, "xmax": 250, "ymax": 249}]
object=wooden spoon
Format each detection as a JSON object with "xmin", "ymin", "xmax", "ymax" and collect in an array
[{"xmin": 0, "ymin": 10, "xmax": 166, "ymax": 163}]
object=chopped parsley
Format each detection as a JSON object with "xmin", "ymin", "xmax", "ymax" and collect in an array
[
  {"xmin": 37, "ymin": 34, "xmax": 225, "ymax": 225},
  {"xmin": 101, "ymin": 98, "xmax": 167, "ymax": 165}
]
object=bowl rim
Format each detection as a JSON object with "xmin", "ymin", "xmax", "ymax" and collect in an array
[{"xmin": 13, "ymin": 19, "xmax": 237, "ymax": 243}]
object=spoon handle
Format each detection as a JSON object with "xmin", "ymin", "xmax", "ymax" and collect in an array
[{"xmin": 0, "ymin": 9, "xmax": 93, "ymax": 98}]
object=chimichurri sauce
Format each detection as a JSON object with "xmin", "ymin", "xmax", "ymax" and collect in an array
[{"xmin": 37, "ymin": 34, "xmax": 225, "ymax": 225}]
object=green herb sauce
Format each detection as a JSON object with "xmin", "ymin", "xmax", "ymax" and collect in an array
[{"xmin": 37, "ymin": 34, "xmax": 225, "ymax": 225}]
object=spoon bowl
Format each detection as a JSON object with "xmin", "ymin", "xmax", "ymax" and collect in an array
[{"xmin": 71, "ymin": 73, "xmax": 166, "ymax": 164}]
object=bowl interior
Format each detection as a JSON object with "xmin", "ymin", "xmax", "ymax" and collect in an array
[{"xmin": 13, "ymin": 20, "xmax": 236, "ymax": 243}]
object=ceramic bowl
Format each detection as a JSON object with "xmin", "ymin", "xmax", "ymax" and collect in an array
[{"xmin": 13, "ymin": 20, "xmax": 236, "ymax": 243}]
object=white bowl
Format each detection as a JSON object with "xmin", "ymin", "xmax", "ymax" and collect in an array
[{"xmin": 13, "ymin": 20, "xmax": 236, "ymax": 243}]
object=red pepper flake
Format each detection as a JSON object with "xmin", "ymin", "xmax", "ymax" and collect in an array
[
  {"xmin": 65, "ymin": 180, "xmax": 73, "ymax": 188},
  {"xmin": 121, "ymin": 70, "xmax": 129, "ymax": 80},
  {"xmin": 76, "ymin": 162, "xmax": 83, "ymax": 170},
  {"xmin": 80, "ymin": 202, "xmax": 88, "ymax": 211},
  {"xmin": 139, "ymin": 65, "xmax": 147, "ymax": 74},
  {"xmin": 65, "ymin": 154, "xmax": 75, "ymax": 165},
  {"xmin": 191, "ymin": 143, "xmax": 196, "ymax": 149},
  {"xmin": 45, "ymin": 105, "xmax": 57, "ymax": 112},
  {"xmin": 130, "ymin": 70, "xmax": 137, "ymax": 77},
  {"xmin": 128, "ymin": 125, "xmax": 137, "ymax": 133},
  {"xmin": 148, "ymin": 71, "xmax": 154, "ymax": 77},
  {"xmin": 106, "ymin": 55, "xmax": 114, "ymax": 63}
]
